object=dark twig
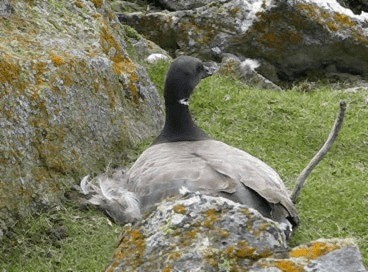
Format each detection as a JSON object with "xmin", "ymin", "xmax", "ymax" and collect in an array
[{"xmin": 291, "ymin": 101, "xmax": 347, "ymax": 203}]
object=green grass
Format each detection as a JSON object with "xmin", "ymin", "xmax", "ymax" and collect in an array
[
  {"xmin": 192, "ymin": 75, "xmax": 368, "ymax": 265},
  {"xmin": 0, "ymin": 202, "xmax": 121, "ymax": 271},
  {"xmin": 1, "ymin": 61, "xmax": 367, "ymax": 270}
]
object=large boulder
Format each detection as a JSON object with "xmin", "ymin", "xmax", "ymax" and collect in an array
[
  {"xmin": 0, "ymin": 0, "xmax": 164, "ymax": 237},
  {"xmin": 119, "ymin": 0, "xmax": 368, "ymax": 81},
  {"xmin": 106, "ymin": 194, "xmax": 367, "ymax": 271}
]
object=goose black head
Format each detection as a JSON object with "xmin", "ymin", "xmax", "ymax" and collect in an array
[
  {"xmin": 164, "ymin": 56, "xmax": 212, "ymax": 106},
  {"xmin": 153, "ymin": 56, "xmax": 213, "ymax": 144}
]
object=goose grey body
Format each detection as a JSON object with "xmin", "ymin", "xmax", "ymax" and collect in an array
[
  {"xmin": 127, "ymin": 140, "xmax": 298, "ymax": 224},
  {"xmin": 81, "ymin": 56, "xmax": 299, "ymax": 235}
]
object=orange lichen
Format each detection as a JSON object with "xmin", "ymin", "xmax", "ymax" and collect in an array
[
  {"xmin": 297, "ymin": 3, "xmax": 357, "ymax": 30},
  {"xmin": 224, "ymin": 245, "xmax": 235, "ymax": 256},
  {"xmin": 219, "ymin": 229, "xmax": 230, "ymax": 238},
  {"xmin": 326, "ymin": 21, "xmax": 338, "ymax": 32},
  {"xmin": 290, "ymin": 241, "xmax": 340, "ymax": 260},
  {"xmin": 235, "ymin": 241, "xmax": 256, "ymax": 259},
  {"xmin": 107, "ymin": 228, "xmax": 146, "ymax": 271},
  {"xmin": 203, "ymin": 209, "xmax": 219, "ymax": 228},
  {"xmin": 99, "ymin": 24, "xmax": 141, "ymax": 104},
  {"xmin": 173, "ymin": 204, "xmax": 187, "ymax": 214},
  {"xmin": 162, "ymin": 267, "xmax": 172, "ymax": 272},
  {"xmin": 186, "ymin": 229, "xmax": 198, "ymax": 240},
  {"xmin": 274, "ymin": 260, "xmax": 304, "ymax": 272},
  {"xmin": 32, "ymin": 61, "xmax": 48, "ymax": 85},
  {"xmin": 100, "ymin": 25, "xmax": 125, "ymax": 63},
  {"xmin": 90, "ymin": 0, "xmax": 103, "ymax": 8},
  {"xmin": 297, "ymin": 3, "xmax": 318, "ymax": 16},
  {"xmin": 0, "ymin": 55, "xmax": 21, "ymax": 84},
  {"xmin": 112, "ymin": 60, "xmax": 125, "ymax": 74},
  {"xmin": 168, "ymin": 252, "xmax": 181, "ymax": 261},
  {"xmin": 334, "ymin": 13, "xmax": 356, "ymax": 28},
  {"xmin": 251, "ymin": 10, "xmax": 304, "ymax": 52},
  {"xmin": 230, "ymin": 7, "xmax": 241, "ymax": 16},
  {"xmin": 50, "ymin": 54, "xmax": 66, "ymax": 66},
  {"xmin": 61, "ymin": 73, "xmax": 73, "ymax": 86},
  {"xmin": 75, "ymin": 0, "xmax": 84, "ymax": 8}
]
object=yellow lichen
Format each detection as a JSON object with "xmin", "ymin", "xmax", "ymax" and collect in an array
[
  {"xmin": 290, "ymin": 241, "xmax": 340, "ymax": 260},
  {"xmin": 173, "ymin": 204, "xmax": 187, "ymax": 214},
  {"xmin": 274, "ymin": 260, "xmax": 304, "ymax": 272}
]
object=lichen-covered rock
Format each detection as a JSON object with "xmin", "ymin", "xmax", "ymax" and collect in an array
[
  {"xmin": 106, "ymin": 195, "xmax": 367, "ymax": 272},
  {"xmin": 106, "ymin": 194, "xmax": 288, "ymax": 271},
  {"xmin": 119, "ymin": 0, "xmax": 368, "ymax": 81},
  {"xmin": 0, "ymin": 0, "xmax": 164, "ymax": 235},
  {"xmin": 219, "ymin": 55, "xmax": 282, "ymax": 90},
  {"xmin": 251, "ymin": 239, "xmax": 367, "ymax": 272},
  {"xmin": 124, "ymin": 26, "xmax": 171, "ymax": 63},
  {"xmin": 337, "ymin": 0, "xmax": 368, "ymax": 14},
  {"xmin": 155, "ymin": 0, "xmax": 218, "ymax": 11},
  {"xmin": 0, "ymin": 0, "xmax": 13, "ymax": 17}
]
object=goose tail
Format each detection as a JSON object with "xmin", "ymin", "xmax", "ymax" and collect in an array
[{"xmin": 80, "ymin": 173, "xmax": 141, "ymax": 224}]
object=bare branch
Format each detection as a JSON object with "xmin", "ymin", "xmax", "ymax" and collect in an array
[{"xmin": 291, "ymin": 101, "xmax": 347, "ymax": 203}]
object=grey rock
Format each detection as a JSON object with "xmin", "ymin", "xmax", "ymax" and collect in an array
[
  {"xmin": 146, "ymin": 53, "xmax": 170, "ymax": 64},
  {"xmin": 250, "ymin": 239, "xmax": 367, "ymax": 271},
  {"xmin": 0, "ymin": 0, "xmax": 164, "ymax": 237},
  {"xmin": 219, "ymin": 55, "xmax": 282, "ymax": 90},
  {"xmin": 306, "ymin": 246, "xmax": 366, "ymax": 272},
  {"xmin": 106, "ymin": 194, "xmax": 288, "ymax": 271},
  {"xmin": 106, "ymin": 195, "xmax": 367, "ymax": 272},
  {"xmin": 0, "ymin": 0, "xmax": 13, "ymax": 16},
  {"xmin": 119, "ymin": 0, "xmax": 368, "ymax": 81}
]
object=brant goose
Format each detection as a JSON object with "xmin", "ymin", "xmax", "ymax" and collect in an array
[{"xmin": 81, "ymin": 56, "xmax": 299, "ymax": 236}]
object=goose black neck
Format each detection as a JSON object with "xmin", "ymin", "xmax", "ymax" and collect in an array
[{"xmin": 153, "ymin": 100, "xmax": 210, "ymax": 144}]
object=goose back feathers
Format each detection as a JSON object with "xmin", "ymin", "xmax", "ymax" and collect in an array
[{"xmin": 81, "ymin": 56, "xmax": 299, "ymax": 235}]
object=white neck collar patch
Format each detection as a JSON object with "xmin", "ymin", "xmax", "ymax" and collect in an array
[{"xmin": 178, "ymin": 98, "xmax": 189, "ymax": 106}]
